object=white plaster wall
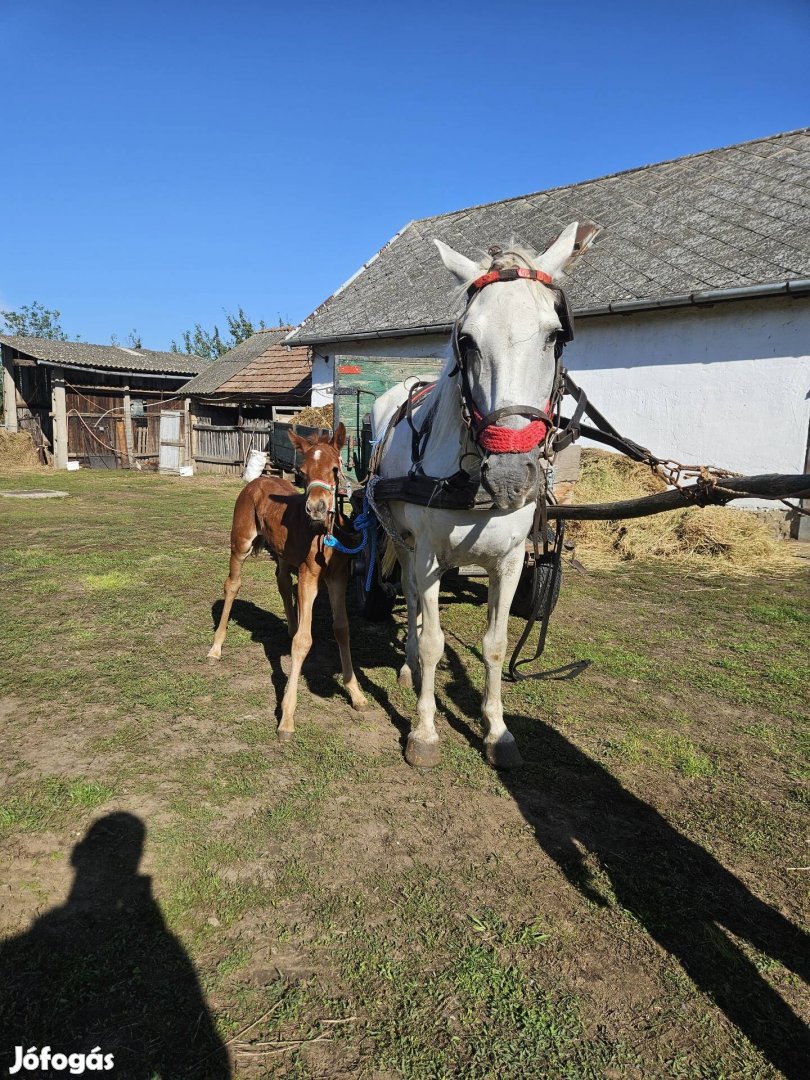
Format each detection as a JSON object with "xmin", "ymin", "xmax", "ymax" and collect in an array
[
  {"xmin": 309, "ymin": 298, "xmax": 810, "ymax": 505},
  {"xmin": 567, "ymin": 296, "xmax": 810, "ymax": 480}
]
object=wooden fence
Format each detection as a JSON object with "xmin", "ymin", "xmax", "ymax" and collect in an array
[{"xmin": 192, "ymin": 417, "xmax": 328, "ymax": 476}]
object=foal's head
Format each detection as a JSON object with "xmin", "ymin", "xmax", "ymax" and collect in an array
[{"xmin": 288, "ymin": 423, "xmax": 347, "ymax": 525}]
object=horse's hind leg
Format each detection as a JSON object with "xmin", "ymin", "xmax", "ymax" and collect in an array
[
  {"xmin": 481, "ymin": 546, "xmax": 524, "ymax": 769},
  {"xmin": 208, "ymin": 541, "xmax": 253, "ymax": 660},
  {"xmin": 278, "ymin": 565, "xmax": 317, "ymax": 740},
  {"xmin": 276, "ymin": 560, "xmax": 298, "ymax": 638},
  {"xmin": 326, "ymin": 559, "xmax": 367, "ymax": 713},
  {"xmin": 405, "ymin": 552, "xmax": 443, "ymax": 769}
]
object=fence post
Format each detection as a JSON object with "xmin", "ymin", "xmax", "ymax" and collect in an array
[{"xmin": 50, "ymin": 367, "xmax": 68, "ymax": 469}]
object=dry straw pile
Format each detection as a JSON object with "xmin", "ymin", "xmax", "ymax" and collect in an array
[
  {"xmin": 568, "ymin": 450, "xmax": 791, "ymax": 570},
  {"xmin": 286, "ymin": 403, "xmax": 334, "ymax": 429},
  {"xmin": 0, "ymin": 430, "xmax": 42, "ymax": 470}
]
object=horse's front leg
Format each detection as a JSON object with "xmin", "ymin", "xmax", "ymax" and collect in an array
[
  {"xmin": 405, "ymin": 553, "xmax": 443, "ymax": 769},
  {"xmin": 278, "ymin": 565, "xmax": 317, "ymax": 741},
  {"xmin": 482, "ymin": 545, "xmax": 524, "ymax": 769},
  {"xmin": 395, "ymin": 543, "xmax": 420, "ymax": 690}
]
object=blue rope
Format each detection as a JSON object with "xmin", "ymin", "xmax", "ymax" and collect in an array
[{"xmin": 323, "ymin": 493, "xmax": 377, "ymax": 592}]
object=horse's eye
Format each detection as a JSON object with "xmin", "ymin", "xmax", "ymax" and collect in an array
[{"xmin": 545, "ymin": 331, "xmax": 559, "ymax": 347}]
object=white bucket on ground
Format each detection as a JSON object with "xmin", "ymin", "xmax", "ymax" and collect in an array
[
  {"xmin": 178, "ymin": 465, "xmax": 193, "ymax": 477},
  {"xmin": 66, "ymin": 461, "xmax": 81, "ymax": 471},
  {"xmin": 242, "ymin": 449, "xmax": 267, "ymax": 482}
]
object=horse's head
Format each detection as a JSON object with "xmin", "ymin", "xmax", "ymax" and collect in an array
[
  {"xmin": 288, "ymin": 423, "xmax": 347, "ymax": 525},
  {"xmin": 434, "ymin": 222, "xmax": 582, "ymax": 510}
]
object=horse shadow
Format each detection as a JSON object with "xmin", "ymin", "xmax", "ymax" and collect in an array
[
  {"xmin": 436, "ymin": 639, "xmax": 810, "ymax": 1079},
  {"xmin": 0, "ymin": 813, "xmax": 230, "ymax": 1079}
]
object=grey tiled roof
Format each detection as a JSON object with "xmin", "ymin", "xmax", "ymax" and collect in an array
[
  {"xmin": 179, "ymin": 329, "xmax": 300, "ymax": 395},
  {"xmin": 0, "ymin": 335, "xmax": 206, "ymax": 376},
  {"xmin": 289, "ymin": 128, "xmax": 810, "ymax": 344}
]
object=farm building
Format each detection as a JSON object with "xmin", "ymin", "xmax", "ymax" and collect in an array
[
  {"xmin": 0, "ymin": 336, "xmax": 203, "ymax": 470},
  {"xmin": 179, "ymin": 327, "xmax": 311, "ymax": 475},
  {"xmin": 286, "ymin": 128, "xmax": 810, "ymax": 520}
]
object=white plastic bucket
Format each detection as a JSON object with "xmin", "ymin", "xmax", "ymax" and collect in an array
[
  {"xmin": 178, "ymin": 465, "xmax": 193, "ymax": 477},
  {"xmin": 66, "ymin": 460, "xmax": 81, "ymax": 471},
  {"xmin": 242, "ymin": 449, "xmax": 267, "ymax": 482}
]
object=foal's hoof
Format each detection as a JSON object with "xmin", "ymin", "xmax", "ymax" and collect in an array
[
  {"xmin": 207, "ymin": 647, "xmax": 221, "ymax": 661},
  {"xmin": 397, "ymin": 665, "xmax": 414, "ymax": 689},
  {"xmin": 276, "ymin": 728, "xmax": 294, "ymax": 744},
  {"xmin": 485, "ymin": 735, "xmax": 523, "ymax": 770},
  {"xmin": 350, "ymin": 694, "xmax": 369, "ymax": 714},
  {"xmin": 405, "ymin": 735, "xmax": 440, "ymax": 770}
]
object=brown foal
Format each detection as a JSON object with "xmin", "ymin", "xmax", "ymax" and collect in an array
[{"xmin": 208, "ymin": 423, "xmax": 367, "ymax": 739}]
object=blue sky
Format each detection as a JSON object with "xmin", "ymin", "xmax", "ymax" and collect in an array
[{"xmin": 1, "ymin": 0, "xmax": 808, "ymax": 350}]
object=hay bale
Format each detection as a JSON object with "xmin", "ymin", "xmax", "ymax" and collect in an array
[
  {"xmin": 0, "ymin": 430, "xmax": 42, "ymax": 469},
  {"xmin": 286, "ymin": 403, "xmax": 334, "ymax": 429},
  {"xmin": 568, "ymin": 449, "xmax": 786, "ymax": 569}
]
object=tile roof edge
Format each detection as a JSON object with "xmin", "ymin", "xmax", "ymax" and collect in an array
[
  {"xmin": 291, "ymin": 277, "xmax": 810, "ymax": 344},
  {"xmin": 285, "ymin": 222, "xmax": 416, "ymax": 343}
]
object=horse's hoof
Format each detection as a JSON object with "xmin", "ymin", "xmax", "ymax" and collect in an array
[
  {"xmin": 277, "ymin": 728, "xmax": 294, "ymax": 743},
  {"xmin": 397, "ymin": 665, "xmax": 413, "ymax": 689},
  {"xmin": 405, "ymin": 735, "xmax": 440, "ymax": 769},
  {"xmin": 350, "ymin": 695, "xmax": 369, "ymax": 713},
  {"xmin": 485, "ymin": 736, "xmax": 523, "ymax": 770},
  {"xmin": 207, "ymin": 647, "xmax": 221, "ymax": 661}
]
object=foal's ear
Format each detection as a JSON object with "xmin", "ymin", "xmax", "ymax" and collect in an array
[
  {"xmin": 288, "ymin": 428, "xmax": 306, "ymax": 453},
  {"xmin": 433, "ymin": 239, "xmax": 480, "ymax": 285},
  {"xmin": 535, "ymin": 221, "xmax": 580, "ymax": 281},
  {"xmin": 331, "ymin": 422, "xmax": 347, "ymax": 451}
]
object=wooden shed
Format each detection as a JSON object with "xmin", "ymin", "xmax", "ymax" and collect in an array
[
  {"xmin": 1, "ymin": 336, "xmax": 204, "ymax": 470},
  {"xmin": 180, "ymin": 328, "xmax": 311, "ymax": 474}
]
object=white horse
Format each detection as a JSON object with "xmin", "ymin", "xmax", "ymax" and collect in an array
[{"xmin": 370, "ymin": 222, "xmax": 582, "ymax": 770}]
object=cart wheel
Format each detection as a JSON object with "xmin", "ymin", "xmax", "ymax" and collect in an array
[
  {"xmin": 510, "ymin": 557, "xmax": 562, "ymax": 619},
  {"xmin": 354, "ymin": 541, "xmax": 396, "ymax": 621}
]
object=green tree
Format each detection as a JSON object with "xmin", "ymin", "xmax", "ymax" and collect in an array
[
  {"xmin": 1, "ymin": 301, "xmax": 69, "ymax": 340},
  {"xmin": 171, "ymin": 306, "xmax": 267, "ymax": 361}
]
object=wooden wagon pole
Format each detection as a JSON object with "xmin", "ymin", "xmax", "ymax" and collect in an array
[{"xmin": 547, "ymin": 473, "xmax": 810, "ymax": 521}]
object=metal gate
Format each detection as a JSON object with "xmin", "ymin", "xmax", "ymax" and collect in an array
[{"xmin": 158, "ymin": 411, "xmax": 184, "ymax": 473}]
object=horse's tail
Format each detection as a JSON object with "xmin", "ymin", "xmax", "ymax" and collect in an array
[{"xmin": 381, "ymin": 535, "xmax": 399, "ymax": 578}]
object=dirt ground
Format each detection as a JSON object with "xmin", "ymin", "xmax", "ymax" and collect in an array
[{"xmin": 0, "ymin": 469, "xmax": 808, "ymax": 1079}]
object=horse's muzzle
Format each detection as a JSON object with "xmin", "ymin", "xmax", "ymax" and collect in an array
[
  {"xmin": 305, "ymin": 497, "xmax": 330, "ymax": 523},
  {"xmin": 480, "ymin": 453, "xmax": 538, "ymax": 510}
]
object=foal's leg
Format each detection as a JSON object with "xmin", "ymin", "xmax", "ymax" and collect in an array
[
  {"xmin": 208, "ymin": 541, "xmax": 253, "ymax": 660},
  {"xmin": 325, "ymin": 559, "xmax": 367, "ymax": 712},
  {"xmin": 395, "ymin": 543, "xmax": 420, "ymax": 690},
  {"xmin": 276, "ymin": 560, "xmax": 298, "ymax": 638},
  {"xmin": 481, "ymin": 545, "xmax": 524, "ymax": 769},
  {"xmin": 278, "ymin": 565, "xmax": 318, "ymax": 740},
  {"xmin": 405, "ymin": 551, "xmax": 443, "ymax": 769}
]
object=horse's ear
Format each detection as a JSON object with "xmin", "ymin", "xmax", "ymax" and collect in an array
[
  {"xmin": 535, "ymin": 221, "xmax": 580, "ymax": 281},
  {"xmin": 332, "ymin": 422, "xmax": 347, "ymax": 451},
  {"xmin": 433, "ymin": 239, "xmax": 479, "ymax": 285}
]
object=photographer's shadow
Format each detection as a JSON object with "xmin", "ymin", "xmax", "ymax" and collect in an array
[{"xmin": 0, "ymin": 813, "xmax": 229, "ymax": 1079}]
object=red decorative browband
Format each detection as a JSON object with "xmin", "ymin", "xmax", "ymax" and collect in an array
[{"xmin": 469, "ymin": 266, "xmax": 553, "ymax": 295}]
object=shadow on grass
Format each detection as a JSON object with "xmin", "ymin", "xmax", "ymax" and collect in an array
[
  {"xmin": 438, "ymin": 640, "xmax": 810, "ymax": 1079},
  {"xmin": 0, "ymin": 813, "xmax": 229, "ymax": 1079}
]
